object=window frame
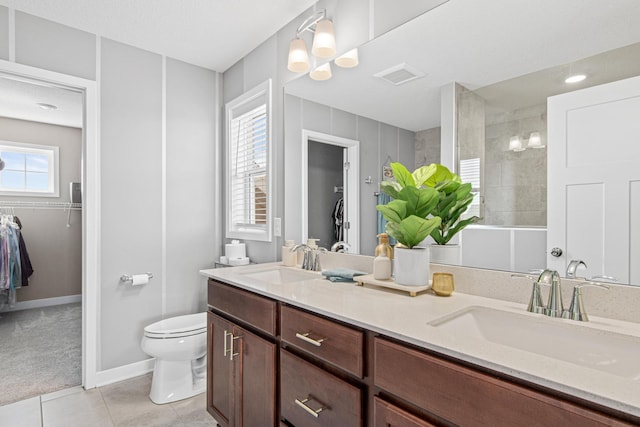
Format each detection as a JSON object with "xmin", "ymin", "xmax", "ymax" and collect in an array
[
  {"xmin": 225, "ymin": 79, "xmax": 273, "ymax": 242},
  {"xmin": 0, "ymin": 140, "xmax": 60, "ymax": 198}
]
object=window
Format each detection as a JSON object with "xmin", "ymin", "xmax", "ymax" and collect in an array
[
  {"xmin": 0, "ymin": 141, "xmax": 59, "ymax": 197},
  {"xmin": 225, "ymin": 80, "xmax": 272, "ymax": 242},
  {"xmin": 459, "ymin": 157, "xmax": 481, "ymax": 219}
]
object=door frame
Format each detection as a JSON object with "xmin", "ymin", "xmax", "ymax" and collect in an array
[
  {"xmin": 0, "ymin": 59, "xmax": 100, "ymax": 389},
  {"xmin": 301, "ymin": 130, "xmax": 360, "ymax": 253}
]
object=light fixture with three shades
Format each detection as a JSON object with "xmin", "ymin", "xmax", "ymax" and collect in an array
[{"xmin": 287, "ymin": 9, "xmax": 359, "ymax": 81}]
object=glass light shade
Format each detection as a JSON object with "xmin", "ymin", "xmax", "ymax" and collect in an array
[
  {"xmin": 309, "ymin": 62, "xmax": 332, "ymax": 81},
  {"xmin": 311, "ymin": 19, "xmax": 336, "ymax": 58},
  {"xmin": 287, "ymin": 38, "xmax": 310, "ymax": 73},
  {"xmin": 335, "ymin": 48, "xmax": 359, "ymax": 68},
  {"xmin": 509, "ymin": 136, "xmax": 525, "ymax": 152},
  {"xmin": 527, "ymin": 131, "xmax": 545, "ymax": 148}
]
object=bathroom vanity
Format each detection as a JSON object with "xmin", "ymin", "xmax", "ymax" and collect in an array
[{"xmin": 202, "ymin": 263, "xmax": 640, "ymax": 426}]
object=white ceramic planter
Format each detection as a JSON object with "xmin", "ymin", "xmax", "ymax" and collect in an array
[
  {"xmin": 430, "ymin": 244, "xmax": 461, "ymax": 265},
  {"xmin": 393, "ymin": 247, "xmax": 430, "ymax": 286}
]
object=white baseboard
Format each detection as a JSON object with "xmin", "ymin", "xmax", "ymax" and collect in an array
[
  {"xmin": 3, "ymin": 294, "xmax": 82, "ymax": 312},
  {"xmin": 94, "ymin": 358, "xmax": 155, "ymax": 388}
]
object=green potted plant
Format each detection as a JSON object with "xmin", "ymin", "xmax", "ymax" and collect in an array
[
  {"xmin": 376, "ymin": 162, "xmax": 441, "ymax": 285},
  {"xmin": 424, "ymin": 164, "xmax": 479, "ymax": 264}
]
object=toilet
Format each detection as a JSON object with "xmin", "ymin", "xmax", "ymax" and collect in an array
[{"xmin": 141, "ymin": 312, "xmax": 207, "ymax": 404}]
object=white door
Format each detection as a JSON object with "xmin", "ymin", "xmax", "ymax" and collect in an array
[{"xmin": 547, "ymin": 75, "xmax": 640, "ymax": 283}]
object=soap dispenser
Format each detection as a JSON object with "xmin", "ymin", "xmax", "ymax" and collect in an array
[
  {"xmin": 306, "ymin": 238, "xmax": 319, "ymax": 250},
  {"xmin": 282, "ymin": 240, "xmax": 296, "ymax": 267},
  {"xmin": 375, "ymin": 233, "xmax": 394, "ymax": 260},
  {"xmin": 373, "ymin": 251, "xmax": 391, "ymax": 280},
  {"xmin": 373, "ymin": 234, "xmax": 392, "ymax": 280}
]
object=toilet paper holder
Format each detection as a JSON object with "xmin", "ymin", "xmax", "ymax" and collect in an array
[{"xmin": 120, "ymin": 272, "xmax": 154, "ymax": 283}]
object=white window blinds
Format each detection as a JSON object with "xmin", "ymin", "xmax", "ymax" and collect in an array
[
  {"xmin": 230, "ymin": 105, "xmax": 267, "ymax": 226},
  {"xmin": 459, "ymin": 157, "xmax": 481, "ymax": 219},
  {"xmin": 225, "ymin": 80, "xmax": 272, "ymax": 242}
]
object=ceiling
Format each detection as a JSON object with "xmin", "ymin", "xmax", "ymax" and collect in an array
[
  {"xmin": 0, "ymin": 0, "xmax": 318, "ymax": 128},
  {"xmin": 285, "ymin": 0, "xmax": 640, "ymax": 131},
  {"xmin": 0, "ymin": 0, "xmax": 317, "ymax": 72}
]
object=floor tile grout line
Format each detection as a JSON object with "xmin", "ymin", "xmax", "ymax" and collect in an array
[{"xmin": 98, "ymin": 387, "xmax": 117, "ymax": 427}]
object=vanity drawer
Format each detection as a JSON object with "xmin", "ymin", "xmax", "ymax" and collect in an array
[
  {"xmin": 373, "ymin": 397, "xmax": 436, "ymax": 427},
  {"xmin": 208, "ymin": 280, "xmax": 277, "ymax": 336},
  {"xmin": 374, "ymin": 338, "xmax": 630, "ymax": 427},
  {"xmin": 281, "ymin": 349, "xmax": 362, "ymax": 427},
  {"xmin": 280, "ymin": 305, "xmax": 364, "ymax": 377}
]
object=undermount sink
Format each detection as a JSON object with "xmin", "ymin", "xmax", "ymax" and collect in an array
[
  {"xmin": 429, "ymin": 306, "xmax": 640, "ymax": 380},
  {"xmin": 239, "ymin": 267, "xmax": 320, "ymax": 284}
]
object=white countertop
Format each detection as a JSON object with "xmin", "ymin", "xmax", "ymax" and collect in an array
[{"xmin": 200, "ymin": 262, "xmax": 640, "ymax": 419}]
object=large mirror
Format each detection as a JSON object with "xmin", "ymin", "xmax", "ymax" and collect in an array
[{"xmin": 284, "ymin": 0, "xmax": 640, "ymax": 284}]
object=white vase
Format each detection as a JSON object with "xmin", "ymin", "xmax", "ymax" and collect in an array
[
  {"xmin": 430, "ymin": 244, "xmax": 461, "ymax": 265},
  {"xmin": 393, "ymin": 247, "xmax": 430, "ymax": 286}
]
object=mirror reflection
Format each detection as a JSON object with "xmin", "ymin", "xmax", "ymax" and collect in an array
[{"xmin": 284, "ymin": 0, "xmax": 640, "ymax": 284}]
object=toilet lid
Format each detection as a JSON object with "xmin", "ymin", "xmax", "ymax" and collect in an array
[{"xmin": 144, "ymin": 312, "xmax": 207, "ymax": 337}]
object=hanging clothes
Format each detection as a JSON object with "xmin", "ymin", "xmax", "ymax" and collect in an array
[
  {"xmin": 332, "ymin": 197, "xmax": 344, "ymax": 242},
  {"xmin": 13, "ymin": 216, "xmax": 34, "ymax": 287},
  {"xmin": 0, "ymin": 214, "xmax": 32, "ymax": 310}
]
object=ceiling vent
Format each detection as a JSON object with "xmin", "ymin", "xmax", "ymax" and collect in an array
[{"xmin": 374, "ymin": 63, "xmax": 426, "ymax": 85}]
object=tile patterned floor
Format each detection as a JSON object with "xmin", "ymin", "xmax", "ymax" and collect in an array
[{"xmin": 0, "ymin": 374, "xmax": 218, "ymax": 427}]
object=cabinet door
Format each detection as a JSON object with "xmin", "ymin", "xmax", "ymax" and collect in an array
[
  {"xmin": 281, "ymin": 350, "xmax": 361, "ymax": 427},
  {"xmin": 234, "ymin": 325, "xmax": 277, "ymax": 427},
  {"xmin": 208, "ymin": 312, "xmax": 234, "ymax": 426},
  {"xmin": 373, "ymin": 397, "xmax": 436, "ymax": 427}
]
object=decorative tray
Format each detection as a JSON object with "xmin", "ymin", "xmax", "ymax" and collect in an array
[{"xmin": 354, "ymin": 274, "xmax": 431, "ymax": 297}]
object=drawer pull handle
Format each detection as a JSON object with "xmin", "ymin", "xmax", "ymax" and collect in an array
[
  {"xmin": 295, "ymin": 396, "xmax": 327, "ymax": 418},
  {"xmin": 230, "ymin": 335, "xmax": 242, "ymax": 361},
  {"xmin": 295, "ymin": 332, "xmax": 325, "ymax": 347},
  {"xmin": 223, "ymin": 330, "xmax": 231, "ymax": 357}
]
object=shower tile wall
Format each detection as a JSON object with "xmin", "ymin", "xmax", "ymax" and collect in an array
[
  {"xmin": 484, "ymin": 103, "xmax": 547, "ymax": 226},
  {"xmin": 415, "ymin": 127, "xmax": 441, "ymax": 168}
]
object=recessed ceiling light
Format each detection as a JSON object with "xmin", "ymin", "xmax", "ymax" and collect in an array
[
  {"xmin": 37, "ymin": 103, "xmax": 58, "ymax": 110},
  {"xmin": 565, "ymin": 74, "xmax": 586, "ymax": 84}
]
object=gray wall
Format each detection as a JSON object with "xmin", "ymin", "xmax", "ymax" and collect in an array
[
  {"xmin": 0, "ymin": 117, "xmax": 82, "ymax": 302},
  {"xmin": 284, "ymin": 95, "xmax": 415, "ymax": 256},
  {"xmin": 308, "ymin": 141, "xmax": 344, "ymax": 249},
  {"xmin": 5, "ymin": 10, "xmax": 218, "ymax": 371}
]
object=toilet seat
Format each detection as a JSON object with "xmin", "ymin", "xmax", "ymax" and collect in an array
[{"xmin": 144, "ymin": 312, "xmax": 206, "ymax": 339}]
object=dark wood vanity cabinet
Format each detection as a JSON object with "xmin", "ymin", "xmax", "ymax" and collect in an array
[
  {"xmin": 374, "ymin": 337, "xmax": 635, "ymax": 427},
  {"xmin": 207, "ymin": 281, "xmax": 277, "ymax": 427},
  {"xmin": 207, "ymin": 278, "xmax": 639, "ymax": 427}
]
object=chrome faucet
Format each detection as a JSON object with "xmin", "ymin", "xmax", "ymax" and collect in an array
[
  {"xmin": 566, "ymin": 259, "xmax": 587, "ymax": 278},
  {"xmin": 290, "ymin": 244, "xmax": 311, "ymax": 269},
  {"xmin": 512, "ymin": 269, "xmax": 563, "ymax": 317},
  {"xmin": 562, "ymin": 280, "xmax": 610, "ymax": 321},
  {"xmin": 291, "ymin": 244, "xmax": 325, "ymax": 271},
  {"xmin": 330, "ymin": 241, "xmax": 351, "ymax": 253},
  {"xmin": 537, "ymin": 269, "xmax": 563, "ymax": 317}
]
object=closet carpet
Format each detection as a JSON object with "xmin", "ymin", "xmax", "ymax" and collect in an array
[{"xmin": 0, "ymin": 302, "xmax": 81, "ymax": 406}]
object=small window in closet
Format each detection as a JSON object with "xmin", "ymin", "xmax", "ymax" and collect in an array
[{"xmin": 0, "ymin": 140, "xmax": 59, "ymax": 197}]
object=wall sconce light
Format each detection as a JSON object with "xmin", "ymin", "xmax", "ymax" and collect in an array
[
  {"xmin": 287, "ymin": 10, "xmax": 336, "ymax": 75},
  {"xmin": 509, "ymin": 132, "xmax": 545, "ymax": 152},
  {"xmin": 310, "ymin": 62, "xmax": 332, "ymax": 81},
  {"xmin": 335, "ymin": 48, "xmax": 359, "ymax": 68},
  {"xmin": 527, "ymin": 131, "xmax": 545, "ymax": 148},
  {"xmin": 509, "ymin": 136, "xmax": 525, "ymax": 152}
]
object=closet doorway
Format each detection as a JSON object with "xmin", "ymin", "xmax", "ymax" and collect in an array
[
  {"xmin": 301, "ymin": 130, "xmax": 359, "ymax": 253},
  {"xmin": 0, "ymin": 61, "xmax": 99, "ymax": 403}
]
